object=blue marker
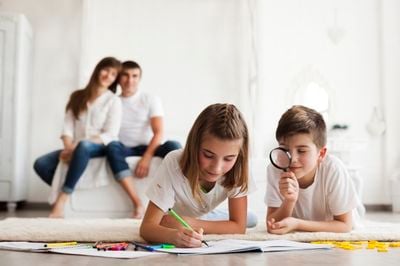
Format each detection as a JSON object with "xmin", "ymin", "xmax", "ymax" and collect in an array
[{"xmin": 133, "ymin": 242, "xmax": 175, "ymax": 251}]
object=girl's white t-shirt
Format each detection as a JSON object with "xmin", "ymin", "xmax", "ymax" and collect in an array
[
  {"xmin": 265, "ymin": 154, "xmax": 365, "ymax": 225},
  {"xmin": 146, "ymin": 149, "xmax": 255, "ymax": 218}
]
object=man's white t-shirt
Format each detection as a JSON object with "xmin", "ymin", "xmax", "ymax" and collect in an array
[
  {"xmin": 146, "ymin": 149, "xmax": 255, "ymax": 218},
  {"xmin": 265, "ymin": 154, "xmax": 364, "ymax": 225},
  {"xmin": 118, "ymin": 91, "xmax": 163, "ymax": 147}
]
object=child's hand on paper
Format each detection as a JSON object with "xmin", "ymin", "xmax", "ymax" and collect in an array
[
  {"xmin": 279, "ymin": 171, "xmax": 299, "ymax": 203},
  {"xmin": 267, "ymin": 217, "xmax": 299, "ymax": 234},
  {"xmin": 173, "ymin": 227, "xmax": 204, "ymax": 248}
]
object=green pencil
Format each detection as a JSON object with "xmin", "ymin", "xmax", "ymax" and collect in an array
[{"xmin": 168, "ymin": 208, "xmax": 209, "ymax": 247}]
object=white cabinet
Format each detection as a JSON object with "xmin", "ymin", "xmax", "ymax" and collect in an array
[{"xmin": 0, "ymin": 13, "xmax": 33, "ymax": 211}]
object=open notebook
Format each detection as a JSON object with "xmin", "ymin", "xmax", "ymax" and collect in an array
[{"xmin": 153, "ymin": 239, "xmax": 331, "ymax": 255}]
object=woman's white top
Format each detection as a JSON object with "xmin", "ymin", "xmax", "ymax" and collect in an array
[{"xmin": 61, "ymin": 90, "xmax": 122, "ymax": 145}]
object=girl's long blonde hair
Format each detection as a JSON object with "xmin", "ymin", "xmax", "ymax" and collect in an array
[
  {"xmin": 179, "ymin": 103, "xmax": 249, "ymax": 202},
  {"xmin": 66, "ymin": 57, "xmax": 121, "ymax": 119}
]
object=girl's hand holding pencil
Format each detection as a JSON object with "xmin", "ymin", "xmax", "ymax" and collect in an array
[
  {"xmin": 167, "ymin": 208, "xmax": 209, "ymax": 248},
  {"xmin": 173, "ymin": 227, "xmax": 204, "ymax": 248}
]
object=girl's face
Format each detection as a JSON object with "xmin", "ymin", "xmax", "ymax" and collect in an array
[
  {"xmin": 98, "ymin": 67, "xmax": 118, "ymax": 88},
  {"xmin": 279, "ymin": 133, "xmax": 326, "ymax": 182},
  {"xmin": 198, "ymin": 134, "xmax": 243, "ymax": 184}
]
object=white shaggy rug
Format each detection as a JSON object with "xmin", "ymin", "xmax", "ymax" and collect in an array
[{"xmin": 0, "ymin": 218, "xmax": 399, "ymax": 242}]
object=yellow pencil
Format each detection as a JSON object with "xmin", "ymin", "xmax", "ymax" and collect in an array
[{"xmin": 44, "ymin": 241, "xmax": 78, "ymax": 248}]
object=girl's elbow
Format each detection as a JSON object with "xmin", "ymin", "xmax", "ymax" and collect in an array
[
  {"xmin": 237, "ymin": 227, "xmax": 246, "ymax": 234},
  {"xmin": 139, "ymin": 224, "xmax": 149, "ymax": 240},
  {"xmin": 235, "ymin": 222, "xmax": 247, "ymax": 234}
]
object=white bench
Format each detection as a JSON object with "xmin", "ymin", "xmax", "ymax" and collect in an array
[{"xmin": 51, "ymin": 157, "xmax": 162, "ymax": 218}]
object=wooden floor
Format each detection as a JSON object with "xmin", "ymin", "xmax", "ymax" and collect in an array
[{"xmin": 1, "ymin": 204, "xmax": 400, "ymax": 266}]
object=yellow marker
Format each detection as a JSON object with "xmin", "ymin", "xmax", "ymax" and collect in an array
[
  {"xmin": 389, "ymin": 242, "xmax": 400, "ymax": 248},
  {"xmin": 44, "ymin": 241, "xmax": 78, "ymax": 248}
]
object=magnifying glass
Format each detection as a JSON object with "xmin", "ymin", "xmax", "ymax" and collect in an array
[{"xmin": 269, "ymin": 147, "xmax": 291, "ymax": 172}]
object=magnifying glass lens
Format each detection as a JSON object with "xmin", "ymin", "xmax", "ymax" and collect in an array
[{"xmin": 270, "ymin": 148, "xmax": 291, "ymax": 170}]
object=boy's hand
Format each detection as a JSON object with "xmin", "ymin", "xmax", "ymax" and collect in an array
[
  {"xmin": 267, "ymin": 217, "xmax": 299, "ymax": 234},
  {"xmin": 172, "ymin": 227, "xmax": 204, "ymax": 248},
  {"xmin": 279, "ymin": 171, "xmax": 299, "ymax": 203}
]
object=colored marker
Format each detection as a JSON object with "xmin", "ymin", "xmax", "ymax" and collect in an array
[
  {"xmin": 44, "ymin": 241, "xmax": 78, "ymax": 248},
  {"xmin": 160, "ymin": 244, "xmax": 175, "ymax": 249},
  {"xmin": 168, "ymin": 208, "xmax": 209, "ymax": 247},
  {"xmin": 133, "ymin": 242, "xmax": 157, "ymax": 252},
  {"xmin": 133, "ymin": 242, "xmax": 176, "ymax": 251}
]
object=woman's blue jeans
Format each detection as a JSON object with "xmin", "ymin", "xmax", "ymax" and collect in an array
[
  {"xmin": 106, "ymin": 140, "xmax": 182, "ymax": 180},
  {"xmin": 33, "ymin": 140, "xmax": 106, "ymax": 194}
]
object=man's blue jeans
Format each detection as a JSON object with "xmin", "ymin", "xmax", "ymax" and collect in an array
[
  {"xmin": 106, "ymin": 140, "xmax": 182, "ymax": 180},
  {"xmin": 33, "ymin": 140, "xmax": 106, "ymax": 194}
]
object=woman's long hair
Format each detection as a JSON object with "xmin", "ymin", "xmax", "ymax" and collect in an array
[{"xmin": 66, "ymin": 57, "xmax": 121, "ymax": 119}]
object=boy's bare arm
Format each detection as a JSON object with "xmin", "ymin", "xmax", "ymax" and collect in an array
[
  {"xmin": 266, "ymin": 202, "xmax": 296, "ymax": 227},
  {"xmin": 296, "ymin": 212, "xmax": 353, "ymax": 232},
  {"xmin": 268, "ymin": 212, "xmax": 353, "ymax": 234}
]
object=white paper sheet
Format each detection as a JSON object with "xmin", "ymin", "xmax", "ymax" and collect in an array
[
  {"xmin": 0, "ymin": 242, "xmax": 164, "ymax": 259},
  {"xmin": 154, "ymin": 239, "xmax": 331, "ymax": 255},
  {"xmin": 51, "ymin": 248, "xmax": 164, "ymax": 259}
]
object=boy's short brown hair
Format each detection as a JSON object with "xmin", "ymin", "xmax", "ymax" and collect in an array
[{"xmin": 276, "ymin": 105, "xmax": 327, "ymax": 148}]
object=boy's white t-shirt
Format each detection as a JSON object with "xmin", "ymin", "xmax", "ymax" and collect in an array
[
  {"xmin": 265, "ymin": 154, "xmax": 364, "ymax": 225},
  {"xmin": 146, "ymin": 149, "xmax": 255, "ymax": 218},
  {"xmin": 118, "ymin": 91, "xmax": 164, "ymax": 147}
]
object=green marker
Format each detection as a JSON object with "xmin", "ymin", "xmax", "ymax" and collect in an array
[
  {"xmin": 168, "ymin": 208, "xmax": 209, "ymax": 247},
  {"xmin": 161, "ymin": 244, "xmax": 175, "ymax": 249}
]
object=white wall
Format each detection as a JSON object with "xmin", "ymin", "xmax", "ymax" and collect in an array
[
  {"xmin": 1, "ymin": 0, "xmax": 83, "ymax": 201},
  {"xmin": 1, "ymin": 0, "xmax": 399, "ymax": 208},
  {"xmin": 79, "ymin": 0, "xmax": 255, "ymax": 144},
  {"xmin": 256, "ymin": 0, "xmax": 392, "ymax": 205},
  {"xmin": 381, "ymin": 0, "xmax": 400, "ymax": 197}
]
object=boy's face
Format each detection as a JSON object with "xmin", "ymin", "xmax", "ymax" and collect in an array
[
  {"xmin": 278, "ymin": 133, "xmax": 326, "ymax": 181},
  {"xmin": 119, "ymin": 68, "xmax": 141, "ymax": 96}
]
